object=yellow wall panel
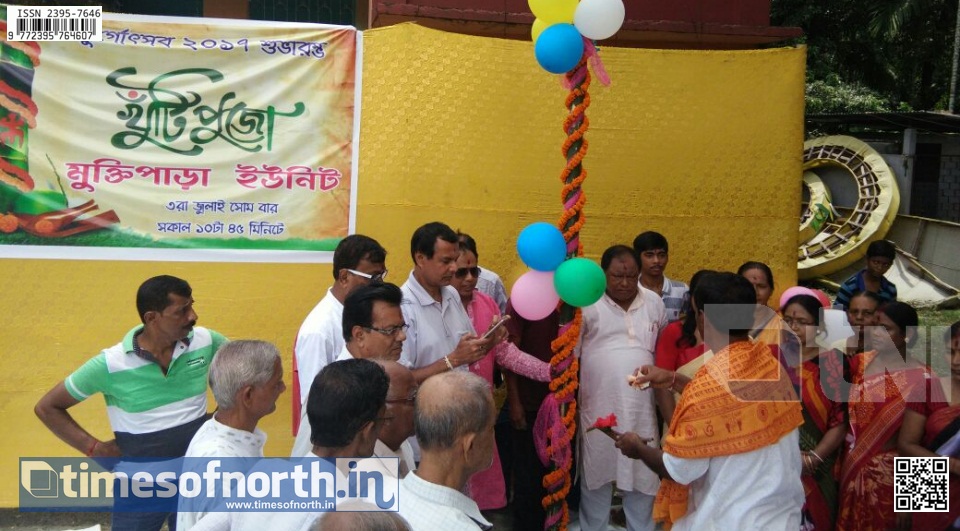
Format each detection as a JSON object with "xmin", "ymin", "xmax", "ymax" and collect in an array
[{"xmin": 0, "ymin": 24, "xmax": 803, "ymax": 506}]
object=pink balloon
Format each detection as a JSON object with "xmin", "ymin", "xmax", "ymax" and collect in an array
[
  {"xmin": 810, "ymin": 289, "xmax": 832, "ymax": 309},
  {"xmin": 511, "ymin": 270, "xmax": 560, "ymax": 321},
  {"xmin": 778, "ymin": 286, "xmax": 817, "ymax": 311}
]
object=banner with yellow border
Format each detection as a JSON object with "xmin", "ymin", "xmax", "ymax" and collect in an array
[{"xmin": 0, "ymin": 8, "xmax": 358, "ymax": 262}]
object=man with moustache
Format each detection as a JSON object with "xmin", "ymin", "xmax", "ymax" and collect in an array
[
  {"xmin": 578, "ymin": 246, "xmax": 667, "ymax": 531},
  {"xmin": 291, "ymin": 282, "xmax": 407, "ymax": 457},
  {"xmin": 35, "ymin": 275, "xmax": 227, "ymax": 531},
  {"xmin": 398, "ymin": 221, "xmax": 495, "ymax": 384}
]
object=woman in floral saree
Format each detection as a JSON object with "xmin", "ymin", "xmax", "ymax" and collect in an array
[{"xmin": 836, "ymin": 302, "xmax": 947, "ymax": 531}]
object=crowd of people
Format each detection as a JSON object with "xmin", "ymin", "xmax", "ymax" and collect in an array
[{"xmin": 33, "ymin": 222, "xmax": 960, "ymax": 531}]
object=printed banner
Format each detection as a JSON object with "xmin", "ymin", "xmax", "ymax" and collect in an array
[{"xmin": 0, "ymin": 8, "xmax": 359, "ymax": 262}]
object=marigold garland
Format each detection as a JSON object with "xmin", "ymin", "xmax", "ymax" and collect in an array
[{"xmin": 541, "ymin": 54, "xmax": 591, "ymax": 531}]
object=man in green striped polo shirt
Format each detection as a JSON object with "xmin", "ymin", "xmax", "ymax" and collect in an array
[{"xmin": 35, "ymin": 275, "xmax": 228, "ymax": 531}]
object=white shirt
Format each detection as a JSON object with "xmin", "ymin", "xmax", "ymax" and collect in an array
[
  {"xmin": 578, "ymin": 289, "xmax": 666, "ymax": 493},
  {"xmin": 177, "ymin": 417, "xmax": 267, "ymax": 530},
  {"xmin": 290, "ymin": 345, "xmax": 354, "ymax": 459},
  {"xmin": 398, "ymin": 272, "xmax": 474, "ymax": 460},
  {"xmin": 295, "ymin": 289, "xmax": 345, "ymax": 407},
  {"xmin": 476, "ymin": 267, "xmax": 507, "ymax": 313},
  {"xmin": 398, "ymin": 271, "xmax": 475, "ymax": 371},
  {"xmin": 189, "ymin": 453, "xmax": 351, "ymax": 531},
  {"xmin": 663, "ymin": 429, "xmax": 804, "ymax": 531},
  {"xmin": 373, "ymin": 439, "xmax": 416, "ymax": 478},
  {"xmin": 398, "ymin": 471, "xmax": 492, "ymax": 531}
]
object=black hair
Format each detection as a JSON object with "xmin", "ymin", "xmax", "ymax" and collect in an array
[
  {"xmin": 950, "ymin": 321, "xmax": 960, "ymax": 342},
  {"xmin": 632, "ymin": 231, "xmax": 668, "ymax": 254},
  {"xmin": 136, "ymin": 275, "xmax": 191, "ymax": 322},
  {"xmin": 866, "ymin": 240, "xmax": 896, "ymax": 261},
  {"xmin": 737, "ymin": 261, "xmax": 775, "ymax": 292},
  {"xmin": 600, "ymin": 244, "xmax": 639, "ymax": 270},
  {"xmin": 782, "ymin": 294, "xmax": 823, "ymax": 327},
  {"xmin": 693, "ymin": 272, "xmax": 757, "ymax": 337},
  {"xmin": 848, "ymin": 289, "xmax": 883, "ymax": 309},
  {"xmin": 307, "ymin": 359, "xmax": 389, "ymax": 448},
  {"xmin": 879, "ymin": 301, "xmax": 919, "ymax": 347},
  {"xmin": 332, "ymin": 235, "xmax": 387, "ymax": 281},
  {"xmin": 457, "ymin": 232, "xmax": 478, "ymax": 258},
  {"xmin": 410, "ymin": 222, "xmax": 458, "ymax": 263},
  {"xmin": 677, "ymin": 269, "xmax": 717, "ymax": 349},
  {"xmin": 342, "ymin": 282, "xmax": 404, "ymax": 342}
]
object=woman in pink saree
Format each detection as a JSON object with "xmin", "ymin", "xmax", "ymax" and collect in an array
[{"xmin": 451, "ymin": 234, "xmax": 551, "ymax": 510}]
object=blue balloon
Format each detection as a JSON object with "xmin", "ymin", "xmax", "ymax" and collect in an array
[
  {"xmin": 534, "ymin": 23, "xmax": 584, "ymax": 74},
  {"xmin": 517, "ymin": 222, "xmax": 567, "ymax": 271}
]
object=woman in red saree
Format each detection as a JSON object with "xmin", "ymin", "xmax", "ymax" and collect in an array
[
  {"xmin": 898, "ymin": 320, "xmax": 960, "ymax": 531},
  {"xmin": 782, "ymin": 294, "xmax": 848, "ymax": 530},
  {"xmin": 837, "ymin": 302, "xmax": 947, "ymax": 531}
]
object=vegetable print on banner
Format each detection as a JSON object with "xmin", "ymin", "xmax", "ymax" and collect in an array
[{"xmin": 0, "ymin": 7, "xmax": 359, "ymax": 262}]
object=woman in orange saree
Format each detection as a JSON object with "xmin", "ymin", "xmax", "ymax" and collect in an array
[
  {"xmin": 836, "ymin": 302, "xmax": 947, "ymax": 531},
  {"xmin": 898, "ymin": 320, "xmax": 960, "ymax": 531},
  {"xmin": 782, "ymin": 294, "xmax": 848, "ymax": 531}
]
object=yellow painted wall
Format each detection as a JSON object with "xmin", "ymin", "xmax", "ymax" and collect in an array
[{"xmin": 0, "ymin": 24, "xmax": 804, "ymax": 506}]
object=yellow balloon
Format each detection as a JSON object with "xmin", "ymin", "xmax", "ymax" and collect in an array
[
  {"xmin": 528, "ymin": 0, "xmax": 578, "ymax": 24},
  {"xmin": 531, "ymin": 18, "xmax": 549, "ymax": 42}
]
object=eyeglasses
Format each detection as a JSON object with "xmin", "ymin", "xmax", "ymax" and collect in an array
[
  {"xmin": 347, "ymin": 268, "xmax": 388, "ymax": 282},
  {"xmin": 365, "ymin": 323, "xmax": 409, "ymax": 337},
  {"xmin": 455, "ymin": 266, "xmax": 481, "ymax": 279},
  {"xmin": 386, "ymin": 390, "xmax": 418, "ymax": 404},
  {"xmin": 783, "ymin": 317, "xmax": 815, "ymax": 329}
]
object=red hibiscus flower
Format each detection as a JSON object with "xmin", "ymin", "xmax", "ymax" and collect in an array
[{"xmin": 586, "ymin": 413, "xmax": 620, "ymax": 440}]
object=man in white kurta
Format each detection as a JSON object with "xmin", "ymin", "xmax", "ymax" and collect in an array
[
  {"xmin": 578, "ymin": 246, "xmax": 666, "ymax": 531},
  {"xmin": 293, "ymin": 235, "xmax": 387, "ymax": 424},
  {"xmin": 178, "ymin": 340, "xmax": 284, "ymax": 530},
  {"xmin": 292, "ymin": 283, "xmax": 406, "ymax": 457}
]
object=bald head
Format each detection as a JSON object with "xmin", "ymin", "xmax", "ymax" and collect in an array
[
  {"xmin": 415, "ymin": 371, "xmax": 493, "ymax": 451},
  {"xmin": 311, "ymin": 503, "xmax": 409, "ymax": 531},
  {"xmin": 376, "ymin": 361, "xmax": 417, "ymax": 450}
]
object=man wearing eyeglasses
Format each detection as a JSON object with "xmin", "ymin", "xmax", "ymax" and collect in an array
[
  {"xmin": 372, "ymin": 360, "xmax": 418, "ymax": 477},
  {"xmin": 293, "ymin": 234, "xmax": 387, "ymax": 433},
  {"xmin": 291, "ymin": 282, "xmax": 407, "ymax": 457}
]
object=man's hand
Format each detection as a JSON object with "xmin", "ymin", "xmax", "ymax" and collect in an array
[
  {"xmin": 449, "ymin": 333, "xmax": 490, "ymax": 367},
  {"xmin": 628, "ymin": 365, "xmax": 674, "ymax": 389},
  {"xmin": 92, "ymin": 439, "xmax": 122, "ymax": 458},
  {"xmin": 615, "ymin": 432, "xmax": 652, "ymax": 459}
]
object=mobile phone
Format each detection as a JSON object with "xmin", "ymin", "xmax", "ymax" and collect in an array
[{"xmin": 481, "ymin": 315, "xmax": 511, "ymax": 340}]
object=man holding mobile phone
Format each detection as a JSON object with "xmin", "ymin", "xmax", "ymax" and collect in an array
[{"xmin": 397, "ymin": 222, "xmax": 498, "ymax": 384}]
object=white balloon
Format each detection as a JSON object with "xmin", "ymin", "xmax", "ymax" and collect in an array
[{"xmin": 573, "ymin": 0, "xmax": 625, "ymax": 41}]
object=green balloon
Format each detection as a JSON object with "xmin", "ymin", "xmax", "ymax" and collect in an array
[{"xmin": 553, "ymin": 257, "xmax": 606, "ymax": 307}]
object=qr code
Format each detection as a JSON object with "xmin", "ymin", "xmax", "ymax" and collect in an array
[{"xmin": 894, "ymin": 457, "xmax": 949, "ymax": 512}]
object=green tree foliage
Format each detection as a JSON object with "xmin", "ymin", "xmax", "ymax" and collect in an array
[{"xmin": 772, "ymin": 0, "xmax": 956, "ymax": 113}]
